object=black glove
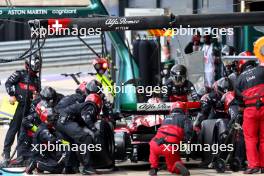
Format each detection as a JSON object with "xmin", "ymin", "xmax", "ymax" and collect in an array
[
  {"xmin": 92, "ymin": 127, "xmax": 101, "ymax": 137},
  {"xmin": 59, "ymin": 115, "xmax": 70, "ymax": 124},
  {"xmin": 94, "ymin": 130, "xmax": 101, "ymax": 137},
  {"xmin": 215, "ymin": 101, "xmax": 224, "ymax": 110}
]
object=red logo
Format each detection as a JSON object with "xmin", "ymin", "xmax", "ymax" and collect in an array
[{"xmin": 48, "ymin": 18, "xmax": 71, "ymax": 32}]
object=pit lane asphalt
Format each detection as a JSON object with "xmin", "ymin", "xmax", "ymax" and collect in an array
[{"xmin": 0, "ymin": 65, "xmax": 247, "ymax": 175}]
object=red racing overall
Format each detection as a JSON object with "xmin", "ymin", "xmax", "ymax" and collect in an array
[
  {"xmin": 149, "ymin": 112, "xmax": 191, "ymax": 173},
  {"xmin": 235, "ymin": 65, "xmax": 264, "ymax": 169}
]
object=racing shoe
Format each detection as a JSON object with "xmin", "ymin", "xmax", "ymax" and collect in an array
[
  {"xmin": 149, "ymin": 168, "xmax": 158, "ymax": 176},
  {"xmin": 243, "ymin": 168, "xmax": 260, "ymax": 174},
  {"xmin": 82, "ymin": 166, "xmax": 97, "ymax": 175},
  {"xmin": 25, "ymin": 160, "xmax": 36, "ymax": 175},
  {"xmin": 174, "ymin": 162, "xmax": 190, "ymax": 176}
]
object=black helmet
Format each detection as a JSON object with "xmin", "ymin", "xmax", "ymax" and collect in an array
[
  {"xmin": 213, "ymin": 77, "xmax": 233, "ymax": 96},
  {"xmin": 40, "ymin": 86, "xmax": 57, "ymax": 106},
  {"xmin": 170, "ymin": 64, "xmax": 187, "ymax": 86},
  {"xmin": 25, "ymin": 54, "xmax": 40, "ymax": 72},
  {"xmin": 86, "ymin": 80, "xmax": 102, "ymax": 94}
]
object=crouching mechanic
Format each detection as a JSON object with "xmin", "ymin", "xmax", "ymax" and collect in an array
[
  {"xmin": 25, "ymin": 106, "xmax": 69, "ymax": 174},
  {"xmin": 149, "ymin": 102, "xmax": 192, "ymax": 176},
  {"xmin": 193, "ymin": 77, "xmax": 233, "ymax": 133},
  {"xmin": 163, "ymin": 64, "xmax": 199, "ymax": 102},
  {"xmin": 55, "ymin": 81, "xmax": 87, "ymax": 114},
  {"xmin": 10, "ymin": 86, "xmax": 64, "ymax": 166},
  {"xmin": 56, "ymin": 93, "xmax": 103, "ymax": 175}
]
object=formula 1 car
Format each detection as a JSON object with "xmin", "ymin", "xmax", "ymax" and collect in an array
[
  {"xmin": 114, "ymin": 98, "xmax": 201, "ymax": 162},
  {"xmin": 2, "ymin": 0, "xmax": 264, "ymax": 170}
]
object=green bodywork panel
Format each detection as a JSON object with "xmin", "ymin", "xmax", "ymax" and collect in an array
[
  {"xmin": 242, "ymin": 26, "xmax": 264, "ymax": 52},
  {"xmin": 0, "ymin": 0, "xmax": 139, "ymax": 112}
]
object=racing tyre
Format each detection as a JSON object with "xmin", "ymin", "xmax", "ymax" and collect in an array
[
  {"xmin": 200, "ymin": 119, "xmax": 218, "ymax": 165},
  {"xmin": 114, "ymin": 131, "xmax": 131, "ymax": 161},
  {"xmin": 132, "ymin": 39, "xmax": 140, "ymax": 66},
  {"xmin": 214, "ymin": 158, "xmax": 226, "ymax": 173},
  {"xmin": 92, "ymin": 120, "xmax": 115, "ymax": 169},
  {"xmin": 114, "ymin": 132, "xmax": 127, "ymax": 161},
  {"xmin": 138, "ymin": 40, "xmax": 152, "ymax": 86},
  {"xmin": 230, "ymin": 157, "xmax": 241, "ymax": 172}
]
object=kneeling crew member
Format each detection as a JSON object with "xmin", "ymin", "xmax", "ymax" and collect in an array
[{"xmin": 149, "ymin": 102, "xmax": 192, "ymax": 176}]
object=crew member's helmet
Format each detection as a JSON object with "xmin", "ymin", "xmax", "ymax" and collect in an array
[
  {"xmin": 93, "ymin": 58, "xmax": 109, "ymax": 75},
  {"xmin": 40, "ymin": 86, "xmax": 57, "ymax": 107},
  {"xmin": 36, "ymin": 102, "xmax": 56, "ymax": 124},
  {"xmin": 221, "ymin": 91, "xmax": 235, "ymax": 112},
  {"xmin": 221, "ymin": 45, "xmax": 236, "ymax": 56},
  {"xmin": 85, "ymin": 93, "xmax": 103, "ymax": 112},
  {"xmin": 25, "ymin": 54, "xmax": 41, "ymax": 73},
  {"xmin": 238, "ymin": 51, "xmax": 257, "ymax": 73},
  {"xmin": 212, "ymin": 77, "xmax": 233, "ymax": 96},
  {"xmin": 170, "ymin": 64, "xmax": 187, "ymax": 86},
  {"xmin": 86, "ymin": 80, "xmax": 103, "ymax": 94},
  {"xmin": 76, "ymin": 81, "xmax": 87, "ymax": 95}
]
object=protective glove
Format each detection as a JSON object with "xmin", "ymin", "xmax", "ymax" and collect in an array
[
  {"xmin": 215, "ymin": 101, "xmax": 224, "ymax": 110},
  {"xmin": 92, "ymin": 127, "xmax": 101, "ymax": 137},
  {"xmin": 30, "ymin": 125, "xmax": 38, "ymax": 133},
  {"xmin": 59, "ymin": 115, "xmax": 70, "ymax": 124},
  {"xmin": 57, "ymin": 139, "xmax": 70, "ymax": 145},
  {"xmin": 193, "ymin": 125, "xmax": 201, "ymax": 133}
]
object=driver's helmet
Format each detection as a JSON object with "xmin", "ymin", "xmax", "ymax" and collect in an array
[
  {"xmin": 170, "ymin": 64, "xmax": 187, "ymax": 86},
  {"xmin": 212, "ymin": 77, "xmax": 233, "ymax": 97},
  {"xmin": 40, "ymin": 86, "xmax": 57, "ymax": 107},
  {"xmin": 25, "ymin": 54, "xmax": 41, "ymax": 73}
]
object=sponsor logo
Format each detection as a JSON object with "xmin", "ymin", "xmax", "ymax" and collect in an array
[
  {"xmin": 137, "ymin": 103, "xmax": 171, "ymax": 111},
  {"xmin": 105, "ymin": 18, "xmax": 140, "ymax": 28}
]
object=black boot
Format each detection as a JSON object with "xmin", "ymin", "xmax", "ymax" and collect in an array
[
  {"xmin": 174, "ymin": 162, "xmax": 190, "ymax": 176},
  {"xmin": 25, "ymin": 160, "xmax": 36, "ymax": 175},
  {"xmin": 9, "ymin": 156, "xmax": 26, "ymax": 167},
  {"xmin": 261, "ymin": 168, "xmax": 264, "ymax": 173},
  {"xmin": 243, "ymin": 168, "xmax": 260, "ymax": 174},
  {"xmin": 0, "ymin": 153, "xmax": 10, "ymax": 167},
  {"xmin": 82, "ymin": 166, "xmax": 96, "ymax": 175},
  {"xmin": 64, "ymin": 166, "xmax": 77, "ymax": 174},
  {"xmin": 149, "ymin": 168, "xmax": 158, "ymax": 176}
]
